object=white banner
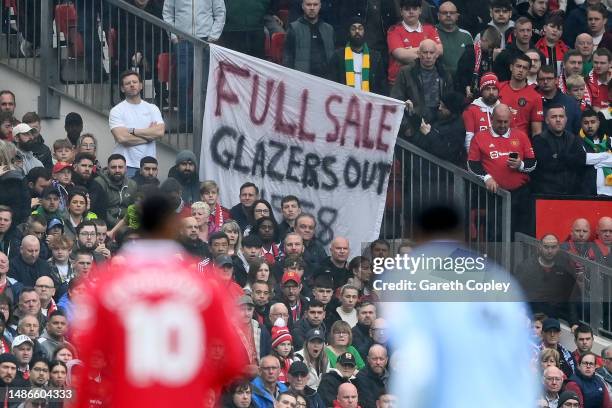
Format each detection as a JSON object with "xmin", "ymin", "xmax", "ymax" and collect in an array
[{"xmin": 200, "ymin": 44, "xmax": 403, "ymax": 252}]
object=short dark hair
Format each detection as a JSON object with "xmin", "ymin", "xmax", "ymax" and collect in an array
[
  {"xmin": 587, "ymin": 3, "xmax": 608, "ymax": 18},
  {"xmin": 64, "ymin": 112, "xmax": 82, "ymax": 127},
  {"xmin": 242, "ymin": 234, "xmax": 263, "ymax": 248},
  {"xmin": 490, "ymin": 0, "xmax": 512, "ymax": 10},
  {"xmin": 544, "ymin": 13, "xmax": 564, "ymax": 29},
  {"xmin": 593, "ymin": 47, "xmax": 611, "ymax": 61},
  {"xmin": 120, "ymin": 70, "xmax": 142, "ymax": 86},
  {"xmin": 74, "ymin": 152, "xmax": 96, "ymax": 164},
  {"xmin": 0, "ymin": 111, "xmax": 13, "ymax": 124},
  {"xmin": 21, "ymin": 112, "xmax": 40, "ymax": 124},
  {"xmin": 538, "ymin": 64, "xmax": 558, "ymax": 77},
  {"xmin": 76, "ymin": 220, "xmax": 97, "ymax": 235},
  {"xmin": 581, "ymin": 108, "xmax": 599, "ymax": 121},
  {"xmin": 48, "ymin": 309, "xmax": 66, "ymax": 320},
  {"xmin": 369, "ymin": 239, "xmax": 390, "ymax": 251},
  {"xmin": 209, "ymin": 231, "xmax": 229, "ymax": 245},
  {"xmin": 26, "ymin": 167, "xmax": 51, "ymax": 185},
  {"xmin": 0, "ymin": 90, "xmax": 15, "ymax": 102},
  {"xmin": 281, "ymin": 195, "xmax": 301, "ymax": 208},
  {"xmin": 68, "ymin": 187, "xmax": 89, "ymax": 209},
  {"xmin": 307, "ymin": 300, "xmax": 325, "ymax": 310},
  {"xmin": 139, "ymin": 156, "xmax": 158, "ymax": 168},
  {"xmin": 574, "ymin": 323, "xmax": 594, "ymax": 341},
  {"xmin": 400, "ymin": 0, "xmax": 421, "ymax": 8},
  {"xmin": 512, "ymin": 53, "xmax": 532, "ymax": 68},
  {"xmin": 29, "ymin": 356, "xmax": 50, "ymax": 369},
  {"xmin": 140, "ymin": 193, "xmax": 175, "ymax": 234},
  {"xmin": 313, "ymin": 274, "xmax": 333, "ymax": 289},
  {"xmin": 107, "ymin": 153, "xmax": 126, "ymax": 164},
  {"xmin": 239, "ymin": 182, "xmax": 259, "ymax": 195},
  {"xmin": 563, "ymin": 49, "xmax": 582, "ymax": 63},
  {"xmin": 546, "ymin": 104, "xmax": 566, "ymax": 115}
]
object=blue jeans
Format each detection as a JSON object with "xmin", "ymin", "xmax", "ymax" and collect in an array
[{"xmin": 175, "ymin": 40, "xmax": 209, "ymax": 129}]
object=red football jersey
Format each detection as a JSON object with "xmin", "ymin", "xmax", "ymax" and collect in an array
[
  {"xmin": 462, "ymin": 100, "xmax": 500, "ymax": 150},
  {"xmin": 73, "ymin": 241, "xmax": 247, "ymax": 407},
  {"xmin": 387, "ymin": 23, "xmax": 441, "ymax": 84},
  {"xmin": 468, "ymin": 128, "xmax": 535, "ymax": 190},
  {"xmin": 498, "ymin": 81, "xmax": 543, "ymax": 136}
]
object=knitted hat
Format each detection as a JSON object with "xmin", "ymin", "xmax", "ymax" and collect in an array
[
  {"xmin": 479, "ymin": 73, "xmax": 499, "ymax": 90},
  {"xmin": 271, "ymin": 320, "xmax": 293, "ymax": 349},
  {"xmin": 175, "ymin": 150, "xmax": 197, "ymax": 165},
  {"xmin": 0, "ymin": 353, "xmax": 18, "ymax": 366},
  {"xmin": 557, "ymin": 391, "xmax": 580, "ymax": 407}
]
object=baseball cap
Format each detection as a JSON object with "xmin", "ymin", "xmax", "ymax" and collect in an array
[
  {"xmin": 337, "ymin": 352, "xmax": 356, "ymax": 366},
  {"xmin": 238, "ymin": 294, "xmax": 254, "ymax": 306},
  {"xmin": 46, "ymin": 218, "xmax": 64, "ymax": 232},
  {"xmin": 542, "ymin": 318, "xmax": 561, "ymax": 332},
  {"xmin": 12, "ymin": 335, "xmax": 34, "ymax": 348},
  {"xmin": 282, "ymin": 270, "xmax": 301, "ymax": 285},
  {"xmin": 479, "ymin": 72, "xmax": 499, "ymax": 90},
  {"xmin": 52, "ymin": 162, "xmax": 72, "ymax": 174},
  {"xmin": 12, "ymin": 123, "xmax": 33, "ymax": 136},
  {"xmin": 215, "ymin": 255, "xmax": 233, "ymax": 267},
  {"xmin": 41, "ymin": 185, "xmax": 61, "ymax": 198},
  {"xmin": 306, "ymin": 328, "xmax": 325, "ymax": 342},
  {"xmin": 288, "ymin": 361, "xmax": 309, "ymax": 376}
]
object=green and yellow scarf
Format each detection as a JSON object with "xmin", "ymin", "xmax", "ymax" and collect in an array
[
  {"xmin": 345, "ymin": 44, "xmax": 370, "ymax": 92},
  {"xmin": 580, "ymin": 129, "xmax": 612, "ymax": 186}
]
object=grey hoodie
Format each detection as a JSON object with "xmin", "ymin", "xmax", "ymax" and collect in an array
[{"xmin": 162, "ymin": 0, "xmax": 226, "ymax": 41}]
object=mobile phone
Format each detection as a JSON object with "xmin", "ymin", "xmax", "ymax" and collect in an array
[{"xmin": 509, "ymin": 152, "xmax": 519, "ymax": 159}]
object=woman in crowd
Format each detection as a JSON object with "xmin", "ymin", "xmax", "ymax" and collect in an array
[
  {"xmin": 540, "ymin": 348, "xmax": 561, "ymax": 372},
  {"xmin": 0, "ymin": 139, "xmax": 30, "ymax": 225},
  {"xmin": 253, "ymin": 216, "xmax": 283, "ymax": 266},
  {"xmin": 565, "ymin": 352, "xmax": 611, "ymax": 408},
  {"xmin": 191, "ymin": 201, "xmax": 211, "ymax": 242},
  {"xmin": 245, "ymin": 258, "xmax": 276, "ymax": 293},
  {"xmin": 75, "ymin": 133, "xmax": 102, "ymax": 172},
  {"xmin": 346, "ymin": 256, "xmax": 378, "ymax": 301},
  {"xmin": 49, "ymin": 360, "xmax": 68, "ymax": 388},
  {"xmin": 63, "ymin": 187, "xmax": 97, "ymax": 241},
  {"xmin": 325, "ymin": 320, "xmax": 365, "ymax": 370},
  {"xmin": 0, "ymin": 295, "xmax": 15, "ymax": 342},
  {"xmin": 295, "ymin": 328, "xmax": 329, "ymax": 390},
  {"xmin": 53, "ymin": 344, "xmax": 78, "ymax": 364},
  {"xmin": 244, "ymin": 199, "xmax": 276, "ymax": 236},
  {"xmin": 221, "ymin": 380, "xmax": 256, "ymax": 408},
  {"xmin": 222, "ymin": 220, "xmax": 242, "ymax": 256}
]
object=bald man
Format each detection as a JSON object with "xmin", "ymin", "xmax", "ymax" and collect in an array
[
  {"xmin": 315, "ymin": 237, "xmax": 351, "ymax": 290},
  {"xmin": 178, "ymin": 216, "xmax": 211, "ymax": 260},
  {"xmin": 596, "ymin": 217, "xmax": 612, "ymax": 265},
  {"xmin": 540, "ymin": 366, "xmax": 564, "ymax": 407},
  {"xmin": 436, "ymin": 1, "xmax": 473, "ymax": 77},
  {"xmin": 252, "ymin": 355, "xmax": 288, "ymax": 408},
  {"xmin": 560, "ymin": 218, "xmax": 603, "ymax": 261},
  {"xmin": 9, "ymin": 235, "xmax": 52, "ymax": 287},
  {"xmin": 34, "ymin": 276, "xmax": 56, "ymax": 316},
  {"xmin": 336, "ymin": 383, "xmax": 359, "ymax": 408},
  {"xmin": 575, "ymin": 33, "xmax": 595, "ymax": 74},
  {"xmin": 391, "ymin": 38, "xmax": 453, "ymax": 136},
  {"xmin": 354, "ymin": 344, "xmax": 389, "ymax": 408}
]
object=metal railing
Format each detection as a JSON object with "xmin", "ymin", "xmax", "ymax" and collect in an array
[
  {"xmin": 514, "ymin": 233, "xmax": 612, "ymax": 338},
  {"xmin": 1, "ymin": 0, "xmax": 208, "ymax": 155},
  {"xmin": 383, "ymin": 138, "xmax": 512, "ymax": 270}
]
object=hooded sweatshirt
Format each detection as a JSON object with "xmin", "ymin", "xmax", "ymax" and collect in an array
[{"xmin": 462, "ymin": 97, "xmax": 500, "ymax": 150}]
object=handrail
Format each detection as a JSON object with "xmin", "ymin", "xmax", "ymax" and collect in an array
[
  {"xmin": 103, "ymin": 0, "xmax": 208, "ymax": 47},
  {"xmin": 395, "ymin": 137, "xmax": 512, "ymax": 200}
]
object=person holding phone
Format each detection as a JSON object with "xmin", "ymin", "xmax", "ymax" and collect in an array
[{"xmin": 468, "ymin": 103, "xmax": 537, "ymax": 235}]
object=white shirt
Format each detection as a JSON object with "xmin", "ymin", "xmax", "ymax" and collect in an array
[
  {"xmin": 109, "ymin": 99, "xmax": 164, "ymax": 168},
  {"xmin": 352, "ymin": 52, "xmax": 363, "ymax": 90},
  {"xmin": 336, "ymin": 307, "xmax": 358, "ymax": 327}
]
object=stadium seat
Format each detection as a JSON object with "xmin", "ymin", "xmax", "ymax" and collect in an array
[
  {"xmin": 278, "ymin": 9, "xmax": 289, "ymax": 28},
  {"xmin": 269, "ymin": 32, "xmax": 285, "ymax": 65},
  {"xmin": 156, "ymin": 52, "xmax": 171, "ymax": 84}
]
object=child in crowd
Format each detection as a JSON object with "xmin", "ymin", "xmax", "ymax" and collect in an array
[
  {"xmin": 52, "ymin": 138, "xmax": 74, "ymax": 164},
  {"xmin": 200, "ymin": 180, "xmax": 231, "ymax": 234},
  {"xmin": 32, "ymin": 186, "xmax": 65, "ymax": 221},
  {"xmin": 566, "ymin": 74, "xmax": 588, "ymax": 110},
  {"xmin": 535, "ymin": 14, "xmax": 568, "ymax": 76},
  {"xmin": 51, "ymin": 162, "xmax": 73, "ymax": 211},
  {"xmin": 271, "ymin": 322, "xmax": 297, "ymax": 383}
]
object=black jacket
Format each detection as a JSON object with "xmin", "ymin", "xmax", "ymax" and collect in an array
[
  {"xmin": 8, "ymin": 255, "xmax": 52, "ymax": 287},
  {"xmin": 168, "ymin": 165, "xmax": 200, "ymax": 207},
  {"xmin": 531, "ymin": 130, "xmax": 586, "ymax": 196},
  {"xmin": 72, "ymin": 172, "xmax": 109, "ymax": 220},
  {"xmin": 292, "ymin": 317, "xmax": 325, "ymax": 351},
  {"xmin": 455, "ymin": 45, "xmax": 495, "ymax": 96},
  {"xmin": 493, "ymin": 42, "xmax": 533, "ymax": 82},
  {"xmin": 318, "ymin": 369, "xmax": 355, "ymax": 407},
  {"xmin": 390, "ymin": 61, "xmax": 453, "ymax": 136},
  {"xmin": 131, "ymin": 172, "xmax": 160, "ymax": 187},
  {"xmin": 327, "ymin": 46, "xmax": 387, "ymax": 95},
  {"xmin": 352, "ymin": 322, "xmax": 374, "ymax": 359},
  {"xmin": 315, "ymin": 257, "xmax": 351, "ymax": 290},
  {"xmin": 405, "ymin": 113, "xmax": 466, "ymax": 166},
  {"xmin": 340, "ymin": 0, "xmax": 398, "ymax": 41},
  {"xmin": 354, "ymin": 365, "xmax": 388, "ymax": 408},
  {"xmin": 179, "ymin": 237, "xmax": 211, "ymax": 261},
  {"xmin": 230, "ymin": 203, "xmax": 252, "ymax": 233},
  {"xmin": 30, "ymin": 135, "xmax": 53, "ymax": 170},
  {"xmin": 0, "ymin": 170, "xmax": 31, "ymax": 226}
]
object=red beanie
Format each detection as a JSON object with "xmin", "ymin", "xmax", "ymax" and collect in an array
[{"xmin": 271, "ymin": 324, "xmax": 293, "ymax": 349}]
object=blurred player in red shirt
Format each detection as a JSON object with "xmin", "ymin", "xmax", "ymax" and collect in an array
[{"xmin": 72, "ymin": 193, "xmax": 247, "ymax": 407}]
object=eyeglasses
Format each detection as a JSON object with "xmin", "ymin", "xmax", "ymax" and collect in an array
[
  {"xmin": 581, "ymin": 361, "xmax": 596, "ymax": 367},
  {"xmin": 254, "ymin": 209, "xmax": 270, "ymax": 214},
  {"xmin": 334, "ymin": 332, "xmax": 349, "ymax": 336},
  {"xmin": 80, "ymin": 143, "xmax": 96, "ymax": 148},
  {"xmin": 545, "ymin": 376, "xmax": 563, "ymax": 382}
]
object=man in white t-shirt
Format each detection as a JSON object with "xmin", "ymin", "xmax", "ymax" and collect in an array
[
  {"xmin": 109, "ymin": 71, "xmax": 165, "ymax": 177},
  {"xmin": 336, "ymin": 284, "xmax": 359, "ymax": 327}
]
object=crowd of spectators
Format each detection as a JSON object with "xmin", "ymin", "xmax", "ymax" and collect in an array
[{"xmin": 0, "ymin": 0, "xmax": 612, "ymax": 407}]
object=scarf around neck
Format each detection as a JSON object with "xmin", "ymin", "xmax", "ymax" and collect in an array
[
  {"xmin": 345, "ymin": 43, "xmax": 370, "ymax": 92},
  {"xmin": 580, "ymin": 129, "xmax": 612, "ymax": 185}
]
